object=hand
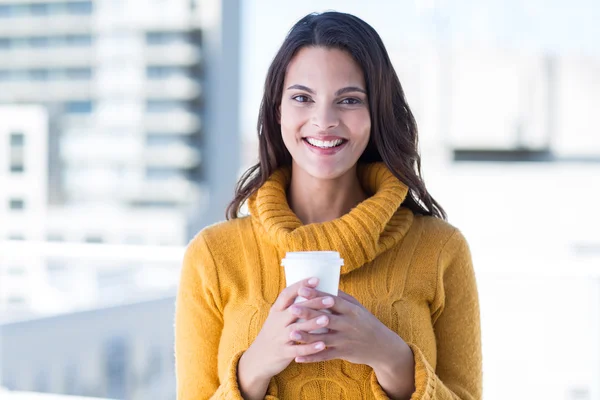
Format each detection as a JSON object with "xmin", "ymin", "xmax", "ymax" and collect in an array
[
  {"xmin": 237, "ymin": 277, "xmax": 335, "ymax": 399},
  {"xmin": 289, "ymin": 290, "xmax": 416, "ymax": 398}
]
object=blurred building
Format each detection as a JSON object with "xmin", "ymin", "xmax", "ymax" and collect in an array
[
  {"xmin": 0, "ymin": 296, "xmax": 176, "ymax": 400},
  {"xmin": 0, "ymin": 0, "xmax": 242, "ymax": 246},
  {"xmin": 389, "ymin": 47, "xmax": 600, "ymax": 400},
  {"xmin": 2, "ymin": 387, "xmax": 115, "ymax": 400},
  {"xmin": 0, "ymin": 106, "xmax": 49, "ymax": 242},
  {"xmin": 0, "ymin": 239, "xmax": 183, "ymax": 319}
]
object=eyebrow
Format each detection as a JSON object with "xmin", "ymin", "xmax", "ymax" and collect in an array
[{"xmin": 286, "ymin": 84, "xmax": 367, "ymax": 96}]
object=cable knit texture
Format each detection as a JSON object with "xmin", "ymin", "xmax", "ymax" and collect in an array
[{"xmin": 175, "ymin": 162, "xmax": 482, "ymax": 400}]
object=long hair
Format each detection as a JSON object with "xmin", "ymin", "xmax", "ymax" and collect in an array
[{"xmin": 226, "ymin": 11, "xmax": 446, "ymax": 220}]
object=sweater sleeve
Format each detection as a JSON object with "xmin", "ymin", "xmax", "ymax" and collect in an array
[
  {"xmin": 371, "ymin": 229, "xmax": 482, "ymax": 400},
  {"xmin": 174, "ymin": 232, "xmax": 246, "ymax": 400}
]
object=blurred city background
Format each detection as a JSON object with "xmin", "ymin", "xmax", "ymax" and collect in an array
[{"xmin": 0, "ymin": 0, "xmax": 598, "ymax": 399}]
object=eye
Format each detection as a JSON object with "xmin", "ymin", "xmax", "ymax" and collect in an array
[
  {"xmin": 292, "ymin": 95, "xmax": 311, "ymax": 103},
  {"xmin": 339, "ymin": 97, "xmax": 362, "ymax": 105}
]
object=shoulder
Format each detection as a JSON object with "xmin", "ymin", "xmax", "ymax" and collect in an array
[
  {"xmin": 185, "ymin": 216, "xmax": 253, "ymax": 261},
  {"xmin": 193, "ymin": 216, "xmax": 252, "ymax": 245},
  {"xmin": 413, "ymin": 215, "xmax": 470, "ymax": 258}
]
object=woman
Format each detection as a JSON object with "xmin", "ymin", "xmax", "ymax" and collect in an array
[{"xmin": 175, "ymin": 11, "xmax": 481, "ymax": 400}]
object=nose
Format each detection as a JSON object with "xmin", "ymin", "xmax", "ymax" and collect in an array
[{"xmin": 311, "ymin": 103, "xmax": 339, "ymax": 130}]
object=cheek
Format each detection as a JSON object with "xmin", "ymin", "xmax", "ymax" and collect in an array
[
  {"xmin": 347, "ymin": 111, "xmax": 371, "ymax": 144},
  {"xmin": 280, "ymin": 103, "xmax": 308, "ymax": 135}
]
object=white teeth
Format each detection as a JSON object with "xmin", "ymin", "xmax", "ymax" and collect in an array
[{"xmin": 305, "ymin": 138, "xmax": 344, "ymax": 148}]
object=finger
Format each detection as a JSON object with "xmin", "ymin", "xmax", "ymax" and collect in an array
[
  {"xmin": 295, "ymin": 347, "xmax": 337, "ymax": 363},
  {"xmin": 337, "ymin": 290, "xmax": 361, "ymax": 306},
  {"xmin": 291, "ymin": 313, "xmax": 330, "ymax": 332},
  {"xmin": 272, "ymin": 277, "xmax": 319, "ymax": 312},
  {"xmin": 289, "ymin": 296, "xmax": 335, "ymax": 313},
  {"xmin": 325, "ymin": 296, "xmax": 356, "ymax": 315},
  {"xmin": 287, "ymin": 329, "xmax": 326, "ymax": 345},
  {"xmin": 287, "ymin": 305, "xmax": 330, "ymax": 325},
  {"xmin": 286, "ymin": 341, "xmax": 327, "ymax": 359}
]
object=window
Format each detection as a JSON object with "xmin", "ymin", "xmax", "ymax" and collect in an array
[
  {"xmin": 130, "ymin": 200, "xmax": 177, "ymax": 208},
  {"xmin": 9, "ymin": 199, "xmax": 25, "ymax": 210},
  {"xmin": 146, "ymin": 31, "xmax": 187, "ymax": 45},
  {"xmin": 10, "ymin": 132, "xmax": 24, "ymax": 147},
  {"xmin": 0, "ymin": 5, "xmax": 11, "ymax": 18},
  {"xmin": 146, "ymin": 100, "xmax": 187, "ymax": 113},
  {"xmin": 11, "ymin": 5, "xmax": 28, "ymax": 17},
  {"xmin": 30, "ymin": 4, "xmax": 50, "ymax": 16},
  {"xmin": 65, "ymin": 67, "xmax": 92, "ymax": 80},
  {"xmin": 10, "ymin": 164, "xmax": 24, "ymax": 173},
  {"xmin": 66, "ymin": 1, "xmax": 93, "ymax": 15},
  {"xmin": 30, "ymin": 36, "xmax": 50, "ymax": 47},
  {"xmin": 7, "ymin": 296, "xmax": 26, "ymax": 305},
  {"xmin": 65, "ymin": 100, "xmax": 93, "ymax": 114},
  {"xmin": 30, "ymin": 68, "xmax": 49, "ymax": 81},
  {"xmin": 65, "ymin": 34, "xmax": 93, "ymax": 47},
  {"xmin": 146, "ymin": 167, "xmax": 182, "ymax": 180},
  {"xmin": 47, "ymin": 233, "xmax": 64, "ymax": 242},
  {"xmin": 8, "ymin": 234, "xmax": 25, "ymax": 240},
  {"xmin": 147, "ymin": 66, "xmax": 186, "ymax": 79},
  {"xmin": 9, "ymin": 134, "xmax": 25, "ymax": 173},
  {"xmin": 47, "ymin": 3, "xmax": 66, "ymax": 14},
  {"xmin": 7, "ymin": 266, "xmax": 25, "ymax": 276},
  {"xmin": 146, "ymin": 134, "xmax": 187, "ymax": 147},
  {"xmin": 0, "ymin": 38, "xmax": 10, "ymax": 49},
  {"xmin": 85, "ymin": 235, "xmax": 104, "ymax": 244},
  {"xmin": 104, "ymin": 337, "xmax": 128, "ymax": 400}
]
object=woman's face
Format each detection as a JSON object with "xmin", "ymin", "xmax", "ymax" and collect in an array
[{"xmin": 280, "ymin": 46, "xmax": 370, "ymax": 180}]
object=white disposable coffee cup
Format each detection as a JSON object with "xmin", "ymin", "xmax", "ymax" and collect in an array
[{"xmin": 281, "ymin": 251, "xmax": 344, "ymax": 334}]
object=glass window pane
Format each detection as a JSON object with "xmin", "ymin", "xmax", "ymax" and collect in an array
[
  {"xmin": 10, "ymin": 132, "xmax": 24, "ymax": 147},
  {"xmin": 146, "ymin": 31, "xmax": 187, "ymax": 45},
  {"xmin": 146, "ymin": 167, "xmax": 182, "ymax": 180},
  {"xmin": 30, "ymin": 36, "xmax": 50, "ymax": 48},
  {"xmin": 65, "ymin": 34, "xmax": 93, "ymax": 47},
  {"xmin": 147, "ymin": 66, "xmax": 186, "ymax": 79},
  {"xmin": 30, "ymin": 4, "xmax": 50, "ymax": 16},
  {"xmin": 66, "ymin": 1, "xmax": 93, "ymax": 15},
  {"xmin": 30, "ymin": 69, "xmax": 49, "ymax": 81},
  {"xmin": 146, "ymin": 134, "xmax": 188, "ymax": 146},
  {"xmin": 9, "ymin": 199, "xmax": 25, "ymax": 210},
  {"xmin": 146, "ymin": 100, "xmax": 186, "ymax": 113},
  {"xmin": 0, "ymin": 5, "xmax": 12, "ymax": 18},
  {"xmin": 65, "ymin": 101, "xmax": 93, "ymax": 114},
  {"xmin": 65, "ymin": 68, "xmax": 92, "ymax": 80},
  {"xmin": 10, "ymin": 164, "xmax": 24, "ymax": 173}
]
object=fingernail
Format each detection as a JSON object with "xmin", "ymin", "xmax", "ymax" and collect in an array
[
  {"xmin": 290, "ymin": 306, "xmax": 301, "ymax": 316},
  {"xmin": 315, "ymin": 342, "xmax": 325, "ymax": 350},
  {"xmin": 299, "ymin": 287, "xmax": 311, "ymax": 297},
  {"xmin": 322, "ymin": 297, "xmax": 334, "ymax": 306},
  {"xmin": 316, "ymin": 316, "xmax": 328, "ymax": 326},
  {"xmin": 308, "ymin": 277, "xmax": 319, "ymax": 286},
  {"xmin": 290, "ymin": 331, "xmax": 301, "ymax": 341}
]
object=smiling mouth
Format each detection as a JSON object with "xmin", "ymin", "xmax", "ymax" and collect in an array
[{"xmin": 302, "ymin": 137, "xmax": 348, "ymax": 149}]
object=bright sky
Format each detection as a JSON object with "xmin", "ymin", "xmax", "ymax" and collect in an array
[{"xmin": 240, "ymin": 0, "xmax": 600, "ymax": 137}]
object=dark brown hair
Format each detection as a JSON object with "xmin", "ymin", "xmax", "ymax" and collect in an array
[{"xmin": 226, "ymin": 11, "xmax": 446, "ymax": 220}]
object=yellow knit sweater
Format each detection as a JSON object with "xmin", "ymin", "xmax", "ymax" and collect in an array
[{"xmin": 175, "ymin": 162, "xmax": 482, "ymax": 400}]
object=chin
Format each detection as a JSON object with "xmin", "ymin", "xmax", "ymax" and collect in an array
[{"xmin": 297, "ymin": 160, "xmax": 356, "ymax": 181}]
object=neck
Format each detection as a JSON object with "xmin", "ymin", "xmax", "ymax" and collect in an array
[{"xmin": 287, "ymin": 163, "xmax": 368, "ymax": 225}]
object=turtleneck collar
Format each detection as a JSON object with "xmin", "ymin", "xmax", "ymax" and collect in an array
[{"xmin": 247, "ymin": 162, "xmax": 414, "ymax": 274}]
